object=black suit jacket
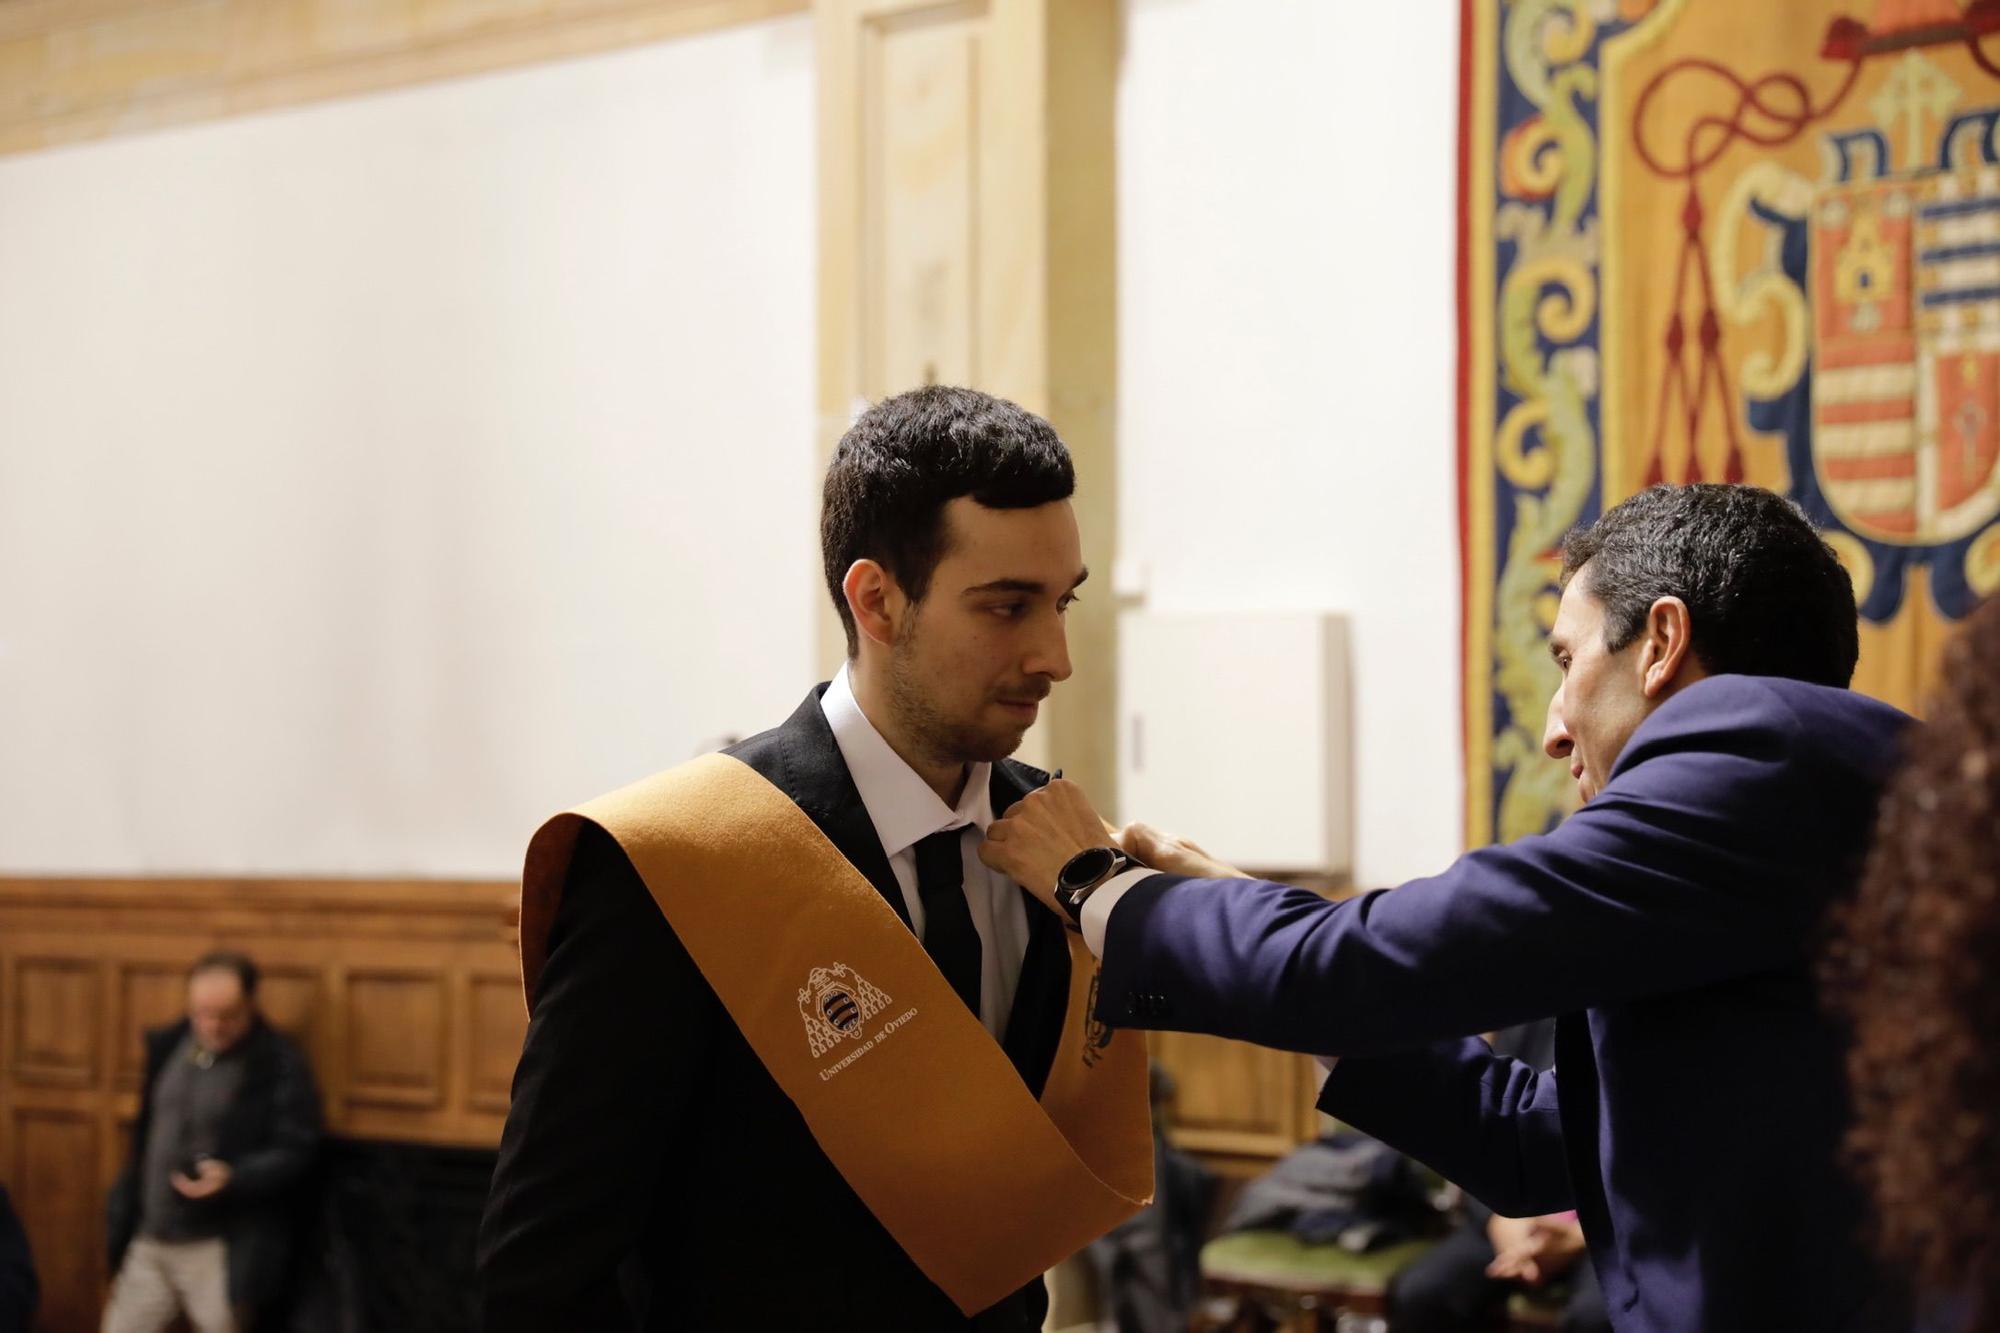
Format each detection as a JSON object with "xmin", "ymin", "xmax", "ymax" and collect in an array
[
  {"xmin": 476, "ymin": 687, "xmax": 1073, "ymax": 1332},
  {"xmin": 0, "ymin": 1185, "xmax": 35, "ymax": 1333}
]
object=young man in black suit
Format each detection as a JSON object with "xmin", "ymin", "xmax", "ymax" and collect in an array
[{"xmin": 477, "ymin": 385, "xmax": 1147, "ymax": 1331}]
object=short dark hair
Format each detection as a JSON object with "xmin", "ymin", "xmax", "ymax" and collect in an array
[
  {"xmin": 1558, "ymin": 484, "xmax": 1859, "ymax": 687},
  {"xmin": 821, "ymin": 386, "xmax": 1075, "ymax": 656},
  {"xmin": 188, "ymin": 949, "xmax": 260, "ymax": 998}
]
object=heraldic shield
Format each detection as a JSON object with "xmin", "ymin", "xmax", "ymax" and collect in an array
[
  {"xmin": 1814, "ymin": 165, "xmax": 2000, "ymax": 546},
  {"xmin": 798, "ymin": 963, "xmax": 891, "ymax": 1059}
]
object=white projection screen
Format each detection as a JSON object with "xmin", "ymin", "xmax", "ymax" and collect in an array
[{"xmin": 0, "ymin": 16, "xmax": 820, "ymax": 878}]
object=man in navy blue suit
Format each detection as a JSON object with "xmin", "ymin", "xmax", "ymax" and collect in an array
[{"xmin": 982, "ymin": 485, "xmax": 1914, "ymax": 1332}]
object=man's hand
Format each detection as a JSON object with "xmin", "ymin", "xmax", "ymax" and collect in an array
[
  {"xmin": 170, "ymin": 1158, "xmax": 232, "ymax": 1200},
  {"xmin": 980, "ymin": 780, "xmax": 1114, "ymax": 912},
  {"xmin": 1116, "ymin": 822, "xmax": 1243, "ymax": 880},
  {"xmin": 1485, "ymin": 1213, "xmax": 1586, "ymax": 1287}
]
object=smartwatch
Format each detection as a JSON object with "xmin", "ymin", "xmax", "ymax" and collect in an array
[{"xmin": 1053, "ymin": 846, "xmax": 1137, "ymax": 931}]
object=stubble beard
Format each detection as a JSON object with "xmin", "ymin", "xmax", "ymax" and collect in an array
[{"xmin": 886, "ymin": 625, "xmax": 1025, "ymax": 769}]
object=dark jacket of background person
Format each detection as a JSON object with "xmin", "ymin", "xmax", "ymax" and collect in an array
[
  {"xmin": 477, "ymin": 690, "xmax": 1079, "ymax": 1332},
  {"xmin": 1094, "ymin": 676, "xmax": 1912, "ymax": 1333},
  {"xmin": 108, "ymin": 1017, "xmax": 322, "ymax": 1319},
  {"xmin": 0, "ymin": 1184, "xmax": 35, "ymax": 1333}
]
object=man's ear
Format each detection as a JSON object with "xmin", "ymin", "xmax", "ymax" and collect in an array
[
  {"xmin": 841, "ymin": 560, "xmax": 906, "ymax": 651},
  {"xmin": 1638, "ymin": 596, "xmax": 1699, "ymax": 698}
]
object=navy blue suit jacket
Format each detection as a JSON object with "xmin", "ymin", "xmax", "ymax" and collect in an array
[{"xmin": 1097, "ymin": 676, "xmax": 1912, "ymax": 1332}]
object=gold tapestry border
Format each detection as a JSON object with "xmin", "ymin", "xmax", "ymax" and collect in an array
[{"xmin": 1462, "ymin": 0, "xmax": 1499, "ymax": 850}]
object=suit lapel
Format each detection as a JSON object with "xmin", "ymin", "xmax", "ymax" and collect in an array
[{"xmin": 727, "ymin": 687, "xmax": 911, "ymax": 929}]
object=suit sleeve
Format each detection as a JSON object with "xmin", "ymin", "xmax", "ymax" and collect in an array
[
  {"xmin": 1317, "ymin": 1040, "xmax": 1571, "ymax": 1218},
  {"xmin": 476, "ymin": 824, "xmax": 718, "ymax": 1333},
  {"xmin": 1096, "ymin": 677, "xmax": 1838, "ymax": 1056}
]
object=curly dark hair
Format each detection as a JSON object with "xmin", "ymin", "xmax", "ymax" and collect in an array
[{"xmin": 1826, "ymin": 593, "xmax": 2000, "ymax": 1325}]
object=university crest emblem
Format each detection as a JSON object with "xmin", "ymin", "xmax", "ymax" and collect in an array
[{"xmin": 798, "ymin": 963, "xmax": 891, "ymax": 1058}]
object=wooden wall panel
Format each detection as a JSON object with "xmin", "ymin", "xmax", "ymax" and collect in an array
[
  {"xmin": 1149, "ymin": 1031, "xmax": 1322, "ymax": 1170},
  {"xmin": 12, "ymin": 957, "xmax": 100, "ymax": 1088},
  {"xmin": 260, "ymin": 967, "xmax": 323, "ymax": 1058},
  {"xmin": 113, "ymin": 963, "xmax": 187, "ymax": 1088},
  {"xmin": 10, "ymin": 1107, "xmax": 100, "ymax": 1332},
  {"xmin": 347, "ymin": 970, "xmax": 448, "ymax": 1111}
]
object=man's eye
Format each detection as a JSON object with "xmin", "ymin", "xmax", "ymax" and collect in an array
[
  {"xmin": 1057, "ymin": 595, "xmax": 1079, "ymax": 615},
  {"xmin": 992, "ymin": 603, "xmax": 1027, "ymax": 619},
  {"xmin": 1557, "ymin": 656, "xmax": 1571, "ymax": 674}
]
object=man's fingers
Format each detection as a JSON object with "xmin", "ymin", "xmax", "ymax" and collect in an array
[{"xmin": 1118, "ymin": 822, "xmax": 1162, "ymax": 859}]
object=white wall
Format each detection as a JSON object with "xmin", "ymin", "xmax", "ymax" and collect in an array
[
  {"xmin": 1116, "ymin": 0, "xmax": 1463, "ymax": 886},
  {"xmin": 0, "ymin": 16, "xmax": 818, "ymax": 877}
]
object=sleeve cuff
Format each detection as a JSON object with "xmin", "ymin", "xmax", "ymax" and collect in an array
[{"xmin": 1080, "ymin": 868, "xmax": 1159, "ymax": 957}]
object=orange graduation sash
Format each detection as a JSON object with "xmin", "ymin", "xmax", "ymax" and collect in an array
[{"xmin": 517, "ymin": 752, "xmax": 1154, "ymax": 1314}]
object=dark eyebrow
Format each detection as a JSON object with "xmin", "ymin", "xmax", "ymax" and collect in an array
[{"xmin": 962, "ymin": 567, "xmax": 1090, "ymax": 597}]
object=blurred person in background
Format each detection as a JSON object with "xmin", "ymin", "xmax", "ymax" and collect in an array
[
  {"xmin": 1826, "ymin": 594, "xmax": 2000, "ymax": 1333},
  {"xmin": 104, "ymin": 951, "xmax": 321, "ymax": 1333}
]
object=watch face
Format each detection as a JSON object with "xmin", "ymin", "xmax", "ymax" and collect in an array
[{"xmin": 1060, "ymin": 846, "xmax": 1116, "ymax": 893}]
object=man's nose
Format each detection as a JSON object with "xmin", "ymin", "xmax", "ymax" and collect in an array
[
  {"xmin": 1026, "ymin": 615, "xmax": 1073, "ymax": 683},
  {"xmin": 1543, "ymin": 692, "xmax": 1573, "ymax": 760}
]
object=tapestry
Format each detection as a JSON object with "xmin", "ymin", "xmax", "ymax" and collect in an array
[{"xmin": 1461, "ymin": 0, "xmax": 2000, "ymax": 844}]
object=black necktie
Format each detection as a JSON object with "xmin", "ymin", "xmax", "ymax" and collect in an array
[{"xmin": 913, "ymin": 828, "xmax": 982, "ymax": 1019}]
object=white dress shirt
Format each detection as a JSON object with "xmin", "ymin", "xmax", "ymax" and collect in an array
[
  {"xmin": 820, "ymin": 666, "xmax": 1031, "ymax": 1041},
  {"xmin": 1079, "ymin": 868, "xmax": 1156, "ymax": 956}
]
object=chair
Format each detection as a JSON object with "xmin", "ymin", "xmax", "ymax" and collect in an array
[{"xmin": 1191, "ymin": 1229, "xmax": 1431, "ymax": 1332}]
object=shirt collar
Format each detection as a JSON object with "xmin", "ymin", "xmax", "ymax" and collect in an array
[{"xmin": 820, "ymin": 665, "xmax": 993, "ymax": 859}]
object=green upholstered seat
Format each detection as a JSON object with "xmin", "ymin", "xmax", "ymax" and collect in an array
[{"xmin": 1198, "ymin": 1229, "xmax": 1432, "ymax": 1295}]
